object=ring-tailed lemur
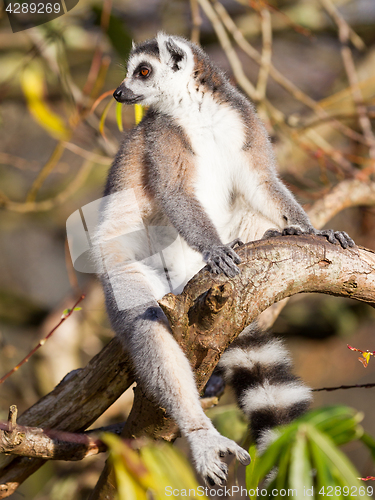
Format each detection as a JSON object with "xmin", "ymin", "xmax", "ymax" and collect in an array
[{"xmin": 95, "ymin": 33, "xmax": 354, "ymax": 486}]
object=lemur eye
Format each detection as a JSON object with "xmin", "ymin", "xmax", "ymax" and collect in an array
[{"xmin": 139, "ymin": 67, "xmax": 150, "ymax": 78}]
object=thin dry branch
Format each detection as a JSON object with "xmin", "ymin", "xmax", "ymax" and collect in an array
[
  {"xmin": 319, "ymin": 0, "xmax": 375, "ymax": 159},
  {"xmin": 0, "ymin": 159, "xmax": 94, "ymax": 213},
  {"xmin": 198, "ymin": 0, "xmax": 257, "ymax": 100},
  {"xmin": 25, "ymin": 142, "xmax": 67, "ymax": 202},
  {"xmin": 256, "ymin": 8, "xmax": 272, "ymax": 102},
  {"xmin": 0, "ymin": 337, "xmax": 134, "ymax": 498},
  {"xmin": 0, "ymin": 419, "xmax": 106, "ymax": 461},
  {"xmin": 190, "ymin": 0, "xmax": 202, "ymax": 44},
  {"xmin": 62, "ymin": 142, "xmax": 112, "ymax": 165},
  {"xmin": 0, "ymin": 296, "xmax": 84, "ymax": 386},
  {"xmin": 0, "ymin": 398, "xmax": 219, "ymax": 462},
  {"xmin": 313, "ymin": 383, "xmax": 375, "ymax": 392},
  {"xmin": 308, "ymin": 178, "xmax": 375, "ymax": 229},
  {"xmin": 213, "ymin": 0, "xmax": 369, "ymax": 151},
  {"xmin": 0, "ymin": 153, "xmax": 68, "ymax": 173},
  {"xmin": 317, "ymin": 0, "xmax": 365, "ymax": 52}
]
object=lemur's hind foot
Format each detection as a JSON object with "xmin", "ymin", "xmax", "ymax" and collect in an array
[{"xmin": 187, "ymin": 427, "xmax": 250, "ymax": 486}]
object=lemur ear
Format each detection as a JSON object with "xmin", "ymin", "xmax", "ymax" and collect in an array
[{"xmin": 157, "ymin": 33, "xmax": 187, "ymax": 71}]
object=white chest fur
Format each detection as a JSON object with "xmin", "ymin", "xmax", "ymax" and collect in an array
[{"xmin": 172, "ymin": 91, "xmax": 248, "ymax": 236}]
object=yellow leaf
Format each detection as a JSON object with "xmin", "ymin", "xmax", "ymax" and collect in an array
[
  {"xmin": 101, "ymin": 434, "xmax": 153, "ymax": 493},
  {"xmin": 99, "ymin": 98, "xmax": 114, "ymax": 140},
  {"xmin": 360, "ymin": 352, "xmax": 371, "ymax": 368},
  {"xmin": 21, "ymin": 65, "xmax": 70, "ymax": 140},
  {"xmin": 112, "ymin": 455, "xmax": 147, "ymax": 500},
  {"xmin": 116, "ymin": 101, "xmax": 123, "ymax": 132},
  {"xmin": 134, "ymin": 104, "xmax": 144, "ymax": 125}
]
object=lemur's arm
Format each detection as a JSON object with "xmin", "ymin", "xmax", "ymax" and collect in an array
[
  {"xmin": 243, "ymin": 116, "xmax": 355, "ymax": 248},
  {"xmin": 145, "ymin": 115, "xmax": 241, "ymax": 276}
]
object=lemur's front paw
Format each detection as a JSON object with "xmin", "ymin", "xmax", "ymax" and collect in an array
[
  {"xmin": 312, "ymin": 229, "xmax": 355, "ymax": 249},
  {"xmin": 262, "ymin": 228, "xmax": 282, "ymax": 239},
  {"xmin": 263, "ymin": 226, "xmax": 355, "ymax": 250},
  {"xmin": 203, "ymin": 245, "xmax": 241, "ymax": 278},
  {"xmin": 188, "ymin": 428, "xmax": 250, "ymax": 486},
  {"xmin": 263, "ymin": 225, "xmax": 305, "ymax": 239}
]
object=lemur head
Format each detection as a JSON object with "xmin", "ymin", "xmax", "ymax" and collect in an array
[{"xmin": 113, "ymin": 33, "xmax": 197, "ymax": 108}]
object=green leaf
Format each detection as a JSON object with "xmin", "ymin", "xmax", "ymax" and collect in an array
[
  {"xmin": 112, "ymin": 454, "xmax": 147, "ymax": 500},
  {"xmin": 289, "ymin": 426, "xmax": 313, "ymax": 495},
  {"xmin": 275, "ymin": 442, "xmax": 292, "ymax": 493},
  {"xmin": 306, "ymin": 426, "xmax": 364, "ymax": 493},
  {"xmin": 73, "ymin": 307, "xmax": 82, "ymax": 312},
  {"xmin": 247, "ymin": 407, "xmax": 372, "ymax": 499},
  {"xmin": 208, "ymin": 404, "xmax": 248, "ymax": 442},
  {"xmin": 91, "ymin": 7, "xmax": 132, "ymax": 59},
  {"xmin": 102, "ymin": 434, "xmax": 150, "ymax": 500},
  {"xmin": 309, "ymin": 438, "xmax": 336, "ymax": 492},
  {"xmin": 360, "ymin": 433, "xmax": 375, "ymax": 461},
  {"xmin": 302, "ymin": 406, "xmax": 355, "ymax": 429},
  {"xmin": 246, "ymin": 444, "xmax": 260, "ymax": 498},
  {"xmin": 102, "ymin": 434, "xmax": 207, "ymax": 500},
  {"xmin": 251, "ymin": 426, "xmax": 297, "ymax": 482},
  {"xmin": 141, "ymin": 444, "xmax": 204, "ymax": 498}
]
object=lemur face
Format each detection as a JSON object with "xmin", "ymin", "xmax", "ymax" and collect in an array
[{"xmin": 113, "ymin": 33, "xmax": 195, "ymax": 108}]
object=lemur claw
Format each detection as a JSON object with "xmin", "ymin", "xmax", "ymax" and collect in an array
[
  {"xmin": 262, "ymin": 228, "xmax": 282, "ymax": 239},
  {"xmin": 263, "ymin": 227, "xmax": 355, "ymax": 250},
  {"xmin": 188, "ymin": 428, "xmax": 250, "ymax": 487},
  {"xmin": 204, "ymin": 244, "xmax": 242, "ymax": 278},
  {"xmin": 228, "ymin": 238, "xmax": 244, "ymax": 249},
  {"xmin": 312, "ymin": 229, "xmax": 355, "ymax": 249}
]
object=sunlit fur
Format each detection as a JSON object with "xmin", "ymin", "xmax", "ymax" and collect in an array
[{"xmin": 95, "ymin": 33, "xmax": 352, "ymax": 486}]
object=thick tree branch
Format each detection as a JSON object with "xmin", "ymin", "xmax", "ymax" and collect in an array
[
  {"xmin": 0, "ymin": 338, "xmax": 135, "ymax": 498},
  {"xmin": 1, "ymin": 181, "xmax": 375, "ymax": 497},
  {"xmin": 0, "ymin": 421, "xmax": 107, "ymax": 461},
  {"xmin": 0, "ymin": 399, "xmax": 220, "ymax": 462},
  {"xmin": 90, "ymin": 237, "xmax": 375, "ymax": 500},
  {"xmin": 121, "ymin": 237, "xmax": 375, "ymax": 441}
]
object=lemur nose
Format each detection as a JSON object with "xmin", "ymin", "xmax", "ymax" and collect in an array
[{"xmin": 113, "ymin": 87, "xmax": 123, "ymax": 102}]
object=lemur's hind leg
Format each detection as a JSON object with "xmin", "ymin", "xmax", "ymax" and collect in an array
[
  {"xmin": 218, "ymin": 322, "xmax": 311, "ymax": 451},
  {"xmin": 102, "ymin": 263, "xmax": 250, "ymax": 486}
]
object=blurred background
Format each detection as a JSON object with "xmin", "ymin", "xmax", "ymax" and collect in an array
[{"xmin": 1, "ymin": 0, "xmax": 375, "ymax": 497}]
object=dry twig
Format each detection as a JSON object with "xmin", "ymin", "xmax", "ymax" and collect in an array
[
  {"xmin": 319, "ymin": 0, "xmax": 375, "ymax": 160},
  {"xmin": 190, "ymin": 0, "xmax": 202, "ymax": 44},
  {"xmin": 198, "ymin": 0, "xmax": 257, "ymax": 100},
  {"xmin": 0, "ymin": 159, "xmax": 94, "ymax": 213},
  {"xmin": 256, "ymin": 8, "xmax": 272, "ymax": 102},
  {"xmin": 0, "ymin": 295, "xmax": 85, "ymax": 386}
]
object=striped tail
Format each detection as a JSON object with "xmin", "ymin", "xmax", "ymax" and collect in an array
[{"xmin": 218, "ymin": 322, "xmax": 312, "ymax": 451}]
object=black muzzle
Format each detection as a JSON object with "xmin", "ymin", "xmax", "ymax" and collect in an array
[{"xmin": 113, "ymin": 83, "xmax": 143, "ymax": 104}]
